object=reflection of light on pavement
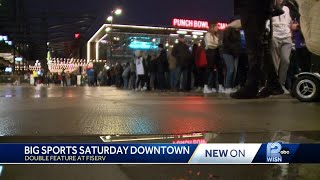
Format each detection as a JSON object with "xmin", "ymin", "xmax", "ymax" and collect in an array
[
  {"xmin": 66, "ymin": 90, "xmax": 73, "ymax": 98},
  {"xmin": 0, "ymin": 165, "xmax": 3, "ymax": 176},
  {"xmin": 100, "ymin": 134, "xmax": 206, "ymax": 143},
  {"xmin": 5, "ymin": 95, "xmax": 12, "ymax": 98},
  {"xmin": 173, "ymin": 138, "xmax": 207, "ymax": 144},
  {"xmin": 100, "ymin": 136, "xmax": 175, "ymax": 142},
  {"xmin": 34, "ymin": 94, "xmax": 41, "ymax": 98},
  {"xmin": 35, "ymin": 85, "xmax": 41, "ymax": 90}
]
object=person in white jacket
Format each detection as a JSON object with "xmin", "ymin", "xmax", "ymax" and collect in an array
[
  {"xmin": 267, "ymin": 0, "xmax": 293, "ymax": 94},
  {"xmin": 296, "ymin": 0, "xmax": 320, "ymax": 56},
  {"xmin": 135, "ymin": 50, "xmax": 147, "ymax": 91}
]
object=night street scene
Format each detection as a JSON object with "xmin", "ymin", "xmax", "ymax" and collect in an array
[{"xmin": 1, "ymin": 0, "xmax": 320, "ymax": 179}]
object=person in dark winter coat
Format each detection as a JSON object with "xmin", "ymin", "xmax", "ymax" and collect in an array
[
  {"xmin": 156, "ymin": 44, "xmax": 168, "ymax": 91},
  {"xmin": 222, "ymin": 24, "xmax": 241, "ymax": 93},
  {"xmin": 122, "ymin": 62, "xmax": 130, "ymax": 89},
  {"xmin": 172, "ymin": 35, "xmax": 192, "ymax": 91},
  {"xmin": 147, "ymin": 54, "xmax": 157, "ymax": 90}
]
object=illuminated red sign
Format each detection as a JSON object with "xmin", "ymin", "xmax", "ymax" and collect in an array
[
  {"xmin": 217, "ymin": 22, "xmax": 228, "ymax": 30},
  {"xmin": 74, "ymin": 33, "xmax": 80, "ymax": 39},
  {"xmin": 173, "ymin": 138, "xmax": 207, "ymax": 144},
  {"xmin": 172, "ymin": 18, "xmax": 209, "ymax": 29}
]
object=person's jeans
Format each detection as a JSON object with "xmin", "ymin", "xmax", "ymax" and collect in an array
[
  {"xmin": 150, "ymin": 73, "xmax": 156, "ymax": 89},
  {"xmin": 129, "ymin": 72, "xmax": 136, "ymax": 89},
  {"xmin": 156, "ymin": 72, "xmax": 165, "ymax": 90},
  {"xmin": 206, "ymin": 49, "xmax": 221, "ymax": 90},
  {"xmin": 175, "ymin": 67, "xmax": 182, "ymax": 90},
  {"xmin": 184, "ymin": 66, "xmax": 192, "ymax": 91},
  {"xmin": 170, "ymin": 69, "xmax": 177, "ymax": 89},
  {"xmin": 176, "ymin": 66, "xmax": 191, "ymax": 91},
  {"xmin": 271, "ymin": 37, "xmax": 292, "ymax": 86},
  {"xmin": 62, "ymin": 78, "xmax": 67, "ymax": 86},
  {"xmin": 208, "ymin": 68, "xmax": 219, "ymax": 91},
  {"xmin": 123, "ymin": 76, "xmax": 129, "ymax": 89},
  {"xmin": 136, "ymin": 74, "xmax": 146, "ymax": 89},
  {"xmin": 165, "ymin": 72, "xmax": 170, "ymax": 89},
  {"xmin": 223, "ymin": 54, "xmax": 239, "ymax": 89}
]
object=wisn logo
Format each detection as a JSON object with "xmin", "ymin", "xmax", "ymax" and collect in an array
[{"xmin": 266, "ymin": 143, "xmax": 290, "ymax": 163}]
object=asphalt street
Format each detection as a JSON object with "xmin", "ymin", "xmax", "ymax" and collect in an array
[
  {"xmin": 1, "ymin": 85, "xmax": 320, "ymax": 180},
  {"xmin": 0, "ymin": 85, "xmax": 319, "ymax": 136}
]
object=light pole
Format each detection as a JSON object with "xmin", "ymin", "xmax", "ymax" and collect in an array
[{"xmin": 106, "ymin": 8, "xmax": 122, "ymax": 65}]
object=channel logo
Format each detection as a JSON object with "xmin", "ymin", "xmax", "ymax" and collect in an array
[{"xmin": 266, "ymin": 143, "xmax": 290, "ymax": 163}]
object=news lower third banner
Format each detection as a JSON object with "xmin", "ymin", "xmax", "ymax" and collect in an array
[{"xmin": 0, "ymin": 143, "xmax": 320, "ymax": 164}]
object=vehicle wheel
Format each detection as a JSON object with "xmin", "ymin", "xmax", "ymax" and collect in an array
[{"xmin": 293, "ymin": 76, "xmax": 320, "ymax": 102}]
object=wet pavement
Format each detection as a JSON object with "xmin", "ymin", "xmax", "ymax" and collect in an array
[
  {"xmin": 0, "ymin": 85, "xmax": 320, "ymax": 136},
  {"xmin": 1, "ymin": 84, "xmax": 320, "ymax": 180}
]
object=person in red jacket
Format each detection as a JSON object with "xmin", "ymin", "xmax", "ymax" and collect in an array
[{"xmin": 193, "ymin": 44, "xmax": 212, "ymax": 94}]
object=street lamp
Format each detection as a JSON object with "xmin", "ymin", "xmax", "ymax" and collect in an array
[
  {"xmin": 105, "ymin": 8, "xmax": 122, "ymax": 65},
  {"xmin": 114, "ymin": 9, "xmax": 122, "ymax": 16},
  {"xmin": 107, "ymin": 16, "xmax": 113, "ymax": 22}
]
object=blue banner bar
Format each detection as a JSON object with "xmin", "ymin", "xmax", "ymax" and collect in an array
[
  {"xmin": 1, "ymin": 143, "xmax": 320, "ymax": 164},
  {"xmin": 0, "ymin": 144, "xmax": 197, "ymax": 164}
]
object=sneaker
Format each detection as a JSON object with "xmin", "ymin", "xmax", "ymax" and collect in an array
[
  {"xmin": 211, "ymin": 88, "xmax": 217, "ymax": 93},
  {"xmin": 282, "ymin": 86, "xmax": 290, "ymax": 95},
  {"xmin": 203, "ymin": 86, "xmax": 213, "ymax": 94},
  {"xmin": 142, "ymin": 87, "xmax": 147, "ymax": 91},
  {"xmin": 224, "ymin": 88, "xmax": 234, "ymax": 94},
  {"xmin": 203, "ymin": 88, "xmax": 213, "ymax": 94},
  {"xmin": 195, "ymin": 87, "xmax": 202, "ymax": 92},
  {"xmin": 218, "ymin": 85, "xmax": 224, "ymax": 93}
]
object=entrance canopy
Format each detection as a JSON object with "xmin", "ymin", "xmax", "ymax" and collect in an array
[{"xmin": 87, "ymin": 24, "xmax": 208, "ymax": 62}]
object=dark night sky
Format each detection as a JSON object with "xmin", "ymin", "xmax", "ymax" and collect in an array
[
  {"xmin": 23, "ymin": 0, "xmax": 234, "ymax": 42},
  {"xmin": 25, "ymin": 0, "xmax": 234, "ymax": 25}
]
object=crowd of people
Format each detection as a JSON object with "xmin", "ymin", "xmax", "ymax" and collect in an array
[
  {"xmin": 94, "ymin": 0, "xmax": 312, "ymax": 96},
  {"xmin": 27, "ymin": 0, "xmax": 316, "ymax": 99}
]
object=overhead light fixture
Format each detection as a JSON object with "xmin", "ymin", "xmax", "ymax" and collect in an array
[
  {"xmin": 192, "ymin": 35, "xmax": 198, "ymax": 39},
  {"xmin": 1, "ymin": 36, "xmax": 8, "ymax": 41},
  {"xmin": 105, "ymin": 27, "xmax": 112, "ymax": 32},
  {"xmin": 5, "ymin": 41, "xmax": 12, "ymax": 46},
  {"xmin": 169, "ymin": 34, "xmax": 179, "ymax": 37},
  {"xmin": 176, "ymin": 30, "xmax": 187, "ymax": 35},
  {"xmin": 192, "ymin": 31, "xmax": 204, "ymax": 36},
  {"xmin": 114, "ymin": 9, "xmax": 122, "ymax": 15},
  {"xmin": 107, "ymin": 16, "xmax": 113, "ymax": 22}
]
